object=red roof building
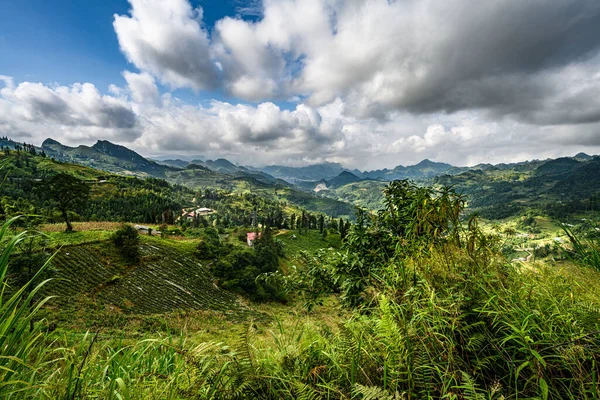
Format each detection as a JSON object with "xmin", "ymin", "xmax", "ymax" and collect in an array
[{"xmin": 246, "ymin": 232, "xmax": 261, "ymax": 246}]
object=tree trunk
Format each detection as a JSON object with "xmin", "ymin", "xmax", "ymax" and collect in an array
[{"xmin": 62, "ymin": 208, "xmax": 73, "ymax": 232}]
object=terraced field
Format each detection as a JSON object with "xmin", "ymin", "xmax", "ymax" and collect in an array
[{"xmin": 45, "ymin": 241, "xmax": 256, "ymax": 319}]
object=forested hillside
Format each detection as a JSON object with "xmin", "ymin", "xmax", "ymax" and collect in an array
[{"xmin": 3, "ymin": 177, "xmax": 599, "ymax": 399}]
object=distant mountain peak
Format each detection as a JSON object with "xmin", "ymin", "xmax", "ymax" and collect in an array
[
  {"xmin": 414, "ymin": 158, "xmax": 451, "ymax": 167},
  {"xmin": 326, "ymin": 170, "xmax": 362, "ymax": 187},
  {"xmin": 93, "ymin": 139, "xmax": 128, "ymax": 152},
  {"xmin": 42, "ymin": 138, "xmax": 70, "ymax": 149},
  {"xmin": 92, "ymin": 140, "xmax": 148, "ymax": 163},
  {"xmin": 574, "ymin": 152, "xmax": 592, "ymax": 160},
  {"xmin": 337, "ymin": 170, "xmax": 359, "ymax": 178},
  {"xmin": 212, "ymin": 158, "xmax": 237, "ymax": 168}
]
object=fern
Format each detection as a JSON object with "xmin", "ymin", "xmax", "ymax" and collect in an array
[{"xmin": 353, "ymin": 383, "xmax": 404, "ymax": 400}]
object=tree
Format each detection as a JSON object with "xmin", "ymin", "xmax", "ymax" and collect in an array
[
  {"xmin": 112, "ymin": 224, "xmax": 140, "ymax": 264},
  {"xmin": 46, "ymin": 173, "xmax": 90, "ymax": 232}
]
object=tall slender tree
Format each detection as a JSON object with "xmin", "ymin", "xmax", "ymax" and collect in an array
[{"xmin": 46, "ymin": 173, "xmax": 90, "ymax": 232}]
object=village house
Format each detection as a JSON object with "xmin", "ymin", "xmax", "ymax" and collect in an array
[
  {"xmin": 180, "ymin": 207, "xmax": 216, "ymax": 221},
  {"xmin": 246, "ymin": 232, "xmax": 261, "ymax": 247},
  {"xmin": 134, "ymin": 225, "xmax": 161, "ymax": 236}
]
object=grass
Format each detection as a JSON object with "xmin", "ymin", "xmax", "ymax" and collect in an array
[
  {"xmin": 4, "ymin": 213, "xmax": 600, "ymax": 398},
  {"xmin": 38, "ymin": 238, "xmax": 259, "ymax": 337},
  {"xmin": 0, "ymin": 217, "xmax": 54, "ymax": 398},
  {"xmin": 277, "ymin": 229, "xmax": 341, "ymax": 257},
  {"xmin": 39, "ymin": 221, "xmax": 124, "ymax": 233}
]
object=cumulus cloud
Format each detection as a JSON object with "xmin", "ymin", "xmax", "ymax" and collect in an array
[
  {"xmin": 0, "ymin": 80, "xmax": 139, "ymax": 142},
  {"xmin": 113, "ymin": 0, "xmax": 218, "ymax": 91},
  {"xmin": 112, "ymin": 0, "xmax": 600, "ymax": 125},
  {"xmin": 2, "ymin": 75, "xmax": 600, "ymax": 168},
  {"xmin": 133, "ymin": 100, "xmax": 340, "ymax": 161},
  {"xmin": 3, "ymin": 0, "xmax": 600, "ymax": 168},
  {"xmin": 123, "ymin": 71, "xmax": 159, "ymax": 105}
]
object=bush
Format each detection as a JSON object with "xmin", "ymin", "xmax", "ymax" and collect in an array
[
  {"xmin": 211, "ymin": 229, "xmax": 286, "ymax": 302},
  {"xmin": 195, "ymin": 227, "xmax": 223, "ymax": 259},
  {"xmin": 112, "ymin": 224, "xmax": 140, "ymax": 264}
]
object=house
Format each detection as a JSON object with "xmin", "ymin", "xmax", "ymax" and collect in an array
[
  {"xmin": 134, "ymin": 225, "xmax": 161, "ymax": 236},
  {"xmin": 247, "ymin": 232, "xmax": 261, "ymax": 247},
  {"xmin": 181, "ymin": 207, "xmax": 215, "ymax": 220}
]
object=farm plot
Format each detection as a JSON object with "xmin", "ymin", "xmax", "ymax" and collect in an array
[{"xmin": 45, "ymin": 241, "xmax": 256, "ymax": 320}]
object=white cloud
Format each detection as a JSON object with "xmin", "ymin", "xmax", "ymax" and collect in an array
[
  {"xmin": 2, "ymin": 0, "xmax": 600, "ymax": 169},
  {"xmin": 1, "ymin": 76, "xmax": 600, "ymax": 168},
  {"xmin": 0, "ymin": 80, "xmax": 139, "ymax": 142},
  {"xmin": 112, "ymin": 0, "xmax": 600, "ymax": 123},
  {"xmin": 0, "ymin": 75, "xmax": 14, "ymax": 90},
  {"xmin": 113, "ymin": 0, "xmax": 217, "ymax": 91},
  {"xmin": 123, "ymin": 71, "xmax": 159, "ymax": 105}
]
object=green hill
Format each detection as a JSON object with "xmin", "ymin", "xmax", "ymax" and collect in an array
[
  {"xmin": 43, "ymin": 238, "xmax": 257, "ymax": 320},
  {"xmin": 325, "ymin": 171, "xmax": 362, "ymax": 188},
  {"xmin": 434, "ymin": 156, "xmax": 600, "ymax": 218},
  {"xmin": 34, "ymin": 138, "xmax": 355, "ymax": 217},
  {"xmin": 42, "ymin": 138, "xmax": 175, "ymax": 177}
]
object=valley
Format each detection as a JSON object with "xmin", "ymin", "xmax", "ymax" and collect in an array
[{"xmin": 1, "ymin": 139, "xmax": 599, "ymax": 399}]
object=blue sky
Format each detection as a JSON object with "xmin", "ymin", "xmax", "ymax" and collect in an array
[
  {"xmin": 0, "ymin": 0, "xmax": 260, "ymax": 104},
  {"xmin": 0, "ymin": 0, "xmax": 599, "ymax": 168}
]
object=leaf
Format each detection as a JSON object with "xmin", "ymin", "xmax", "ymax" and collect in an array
[
  {"xmin": 516, "ymin": 361, "xmax": 530, "ymax": 378},
  {"xmin": 539, "ymin": 378, "xmax": 549, "ymax": 400},
  {"xmin": 531, "ymin": 350, "xmax": 547, "ymax": 368}
]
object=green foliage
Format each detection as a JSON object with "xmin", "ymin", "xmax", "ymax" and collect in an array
[
  {"xmin": 112, "ymin": 224, "xmax": 140, "ymax": 264},
  {"xmin": 0, "ymin": 217, "xmax": 53, "ymax": 397},
  {"xmin": 42, "ymin": 239, "xmax": 256, "ymax": 319},
  {"xmin": 266, "ymin": 180, "xmax": 600, "ymax": 398},
  {"xmin": 213, "ymin": 228, "xmax": 286, "ymax": 302},
  {"xmin": 4, "ymin": 166, "xmax": 600, "ymax": 398},
  {"xmin": 46, "ymin": 172, "xmax": 91, "ymax": 232},
  {"xmin": 195, "ymin": 227, "xmax": 223, "ymax": 259},
  {"xmin": 562, "ymin": 223, "xmax": 600, "ymax": 272}
]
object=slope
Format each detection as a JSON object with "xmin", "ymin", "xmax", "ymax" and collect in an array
[
  {"xmin": 42, "ymin": 138, "xmax": 176, "ymax": 177},
  {"xmin": 44, "ymin": 239, "xmax": 256, "ymax": 319}
]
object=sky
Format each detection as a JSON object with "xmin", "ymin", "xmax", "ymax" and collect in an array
[{"xmin": 1, "ymin": 0, "xmax": 600, "ymax": 169}]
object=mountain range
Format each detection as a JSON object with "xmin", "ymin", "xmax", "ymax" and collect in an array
[{"xmin": 4, "ymin": 136, "xmax": 598, "ymax": 219}]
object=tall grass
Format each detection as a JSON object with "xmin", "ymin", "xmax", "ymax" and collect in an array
[
  {"xmin": 562, "ymin": 223, "xmax": 600, "ymax": 272},
  {"xmin": 0, "ymin": 217, "xmax": 54, "ymax": 397},
  {"xmin": 3, "ymin": 212, "xmax": 600, "ymax": 397}
]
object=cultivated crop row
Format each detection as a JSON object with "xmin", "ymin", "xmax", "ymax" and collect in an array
[{"xmin": 45, "ymin": 242, "xmax": 256, "ymax": 320}]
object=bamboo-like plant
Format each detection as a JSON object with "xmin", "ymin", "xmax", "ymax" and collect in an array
[
  {"xmin": 0, "ymin": 216, "xmax": 54, "ymax": 397},
  {"xmin": 562, "ymin": 223, "xmax": 600, "ymax": 272}
]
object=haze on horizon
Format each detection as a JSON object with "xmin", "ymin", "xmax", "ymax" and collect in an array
[{"xmin": 1, "ymin": 0, "xmax": 600, "ymax": 170}]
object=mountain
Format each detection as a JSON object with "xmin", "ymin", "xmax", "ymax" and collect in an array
[
  {"xmin": 204, "ymin": 158, "xmax": 240, "ymax": 174},
  {"xmin": 262, "ymin": 162, "xmax": 348, "ymax": 182},
  {"xmin": 534, "ymin": 157, "xmax": 582, "ymax": 179},
  {"xmin": 0, "ymin": 137, "xmax": 44, "ymax": 152},
  {"xmin": 433, "ymin": 156, "xmax": 600, "ymax": 219},
  {"xmin": 154, "ymin": 159, "xmax": 190, "ymax": 168},
  {"xmin": 574, "ymin": 152, "xmax": 593, "ymax": 160},
  {"xmin": 41, "ymin": 138, "xmax": 175, "ymax": 177},
  {"xmin": 326, "ymin": 171, "xmax": 362, "ymax": 188},
  {"xmin": 362, "ymin": 159, "xmax": 454, "ymax": 180},
  {"xmin": 151, "ymin": 154, "xmax": 206, "ymax": 162},
  {"xmin": 33, "ymin": 138, "xmax": 355, "ymax": 217}
]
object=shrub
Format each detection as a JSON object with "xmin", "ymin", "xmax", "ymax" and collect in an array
[{"xmin": 112, "ymin": 224, "xmax": 140, "ymax": 264}]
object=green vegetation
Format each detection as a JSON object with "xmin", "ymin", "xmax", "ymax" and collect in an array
[
  {"xmin": 434, "ymin": 157, "xmax": 600, "ymax": 219},
  {"xmin": 112, "ymin": 224, "xmax": 141, "ymax": 264},
  {"xmin": 321, "ymin": 180, "xmax": 388, "ymax": 210},
  {"xmin": 46, "ymin": 172, "xmax": 91, "ymax": 232},
  {"xmin": 0, "ymin": 217, "xmax": 53, "ymax": 398},
  {"xmin": 2, "ymin": 144, "xmax": 600, "ymax": 398},
  {"xmin": 563, "ymin": 222, "xmax": 600, "ymax": 272},
  {"xmin": 212, "ymin": 228, "xmax": 286, "ymax": 301},
  {"xmin": 41, "ymin": 238, "xmax": 256, "ymax": 321}
]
